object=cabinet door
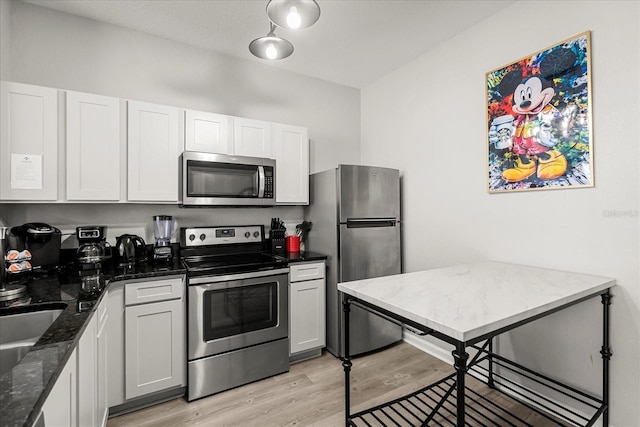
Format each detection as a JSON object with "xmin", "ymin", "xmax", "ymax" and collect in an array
[
  {"xmin": 185, "ymin": 110, "xmax": 231, "ymax": 154},
  {"xmin": 125, "ymin": 298, "xmax": 184, "ymax": 399},
  {"xmin": 232, "ymin": 117, "xmax": 273, "ymax": 158},
  {"xmin": 77, "ymin": 313, "xmax": 97, "ymax": 427},
  {"xmin": 107, "ymin": 286, "xmax": 125, "ymax": 408},
  {"xmin": 96, "ymin": 296, "xmax": 109, "ymax": 427},
  {"xmin": 128, "ymin": 101, "xmax": 181, "ymax": 202},
  {"xmin": 290, "ymin": 278, "xmax": 326, "ymax": 354},
  {"xmin": 67, "ymin": 91, "xmax": 121, "ymax": 200},
  {"xmin": 0, "ymin": 81, "xmax": 58, "ymax": 200},
  {"xmin": 41, "ymin": 349, "xmax": 77, "ymax": 427},
  {"xmin": 274, "ymin": 124, "xmax": 309, "ymax": 205}
]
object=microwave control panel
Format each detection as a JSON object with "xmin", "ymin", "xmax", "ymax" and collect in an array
[{"xmin": 264, "ymin": 168, "xmax": 274, "ymax": 198}]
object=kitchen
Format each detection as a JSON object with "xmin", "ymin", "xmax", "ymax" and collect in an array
[{"xmin": 0, "ymin": 1, "xmax": 638, "ymax": 427}]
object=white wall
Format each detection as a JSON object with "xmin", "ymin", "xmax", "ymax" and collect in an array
[
  {"xmin": 0, "ymin": 0, "xmax": 360, "ymax": 230},
  {"xmin": 362, "ymin": 1, "xmax": 639, "ymax": 426}
]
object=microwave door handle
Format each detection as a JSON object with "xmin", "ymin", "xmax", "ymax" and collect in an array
[{"xmin": 257, "ymin": 166, "xmax": 265, "ymax": 197}]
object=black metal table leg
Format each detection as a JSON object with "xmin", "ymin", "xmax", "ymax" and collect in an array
[
  {"xmin": 601, "ymin": 291, "xmax": 612, "ymax": 427},
  {"xmin": 343, "ymin": 296, "xmax": 353, "ymax": 426},
  {"xmin": 487, "ymin": 337, "xmax": 495, "ymax": 388},
  {"xmin": 452, "ymin": 342, "xmax": 468, "ymax": 427}
]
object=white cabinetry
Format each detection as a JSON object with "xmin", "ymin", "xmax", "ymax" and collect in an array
[
  {"xmin": 184, "ymin": 109, "xmax": 231, "ymax": 154},
  {"xmin": 123, "ymin": 277, "xmax": 185, "ymax": 400},
  {"xmin": 274, "ymin": 124, "xmax": 309, "ymax": 205},
  {"xmin": 66, "ymin": 91, "xmax": 121, "ymax": 200},
  {"xmin": 77, "ymin": 313, "xmax": 97, "ymax": 427},
  {"xmin": 289, "ymin": 261, "xmax": 326, "ymax": 358},
  {"xmin": 107, "ymin": 286, "xmax": 125, "ymax": 408},
  {"xmin": 96, "ymin": 294, "xmax": 109, "ymax": 427},
  {"xmin": 233, "ymin": 117, "xmax": 273, "ymax": 158},
  {"xmin": 0, "ymin": 81, "xmax": 58, "ymax": 201},
  {"xmin": 76, "ymin": 293, "xmax": 109, "ymax": 427},
  {"xmin": 41, "ymin": 349, "xmax": 77, "ymax": 427},
  {"xmin": 127, "ymin": 101, "xmax": 182, "ymax": 202}
]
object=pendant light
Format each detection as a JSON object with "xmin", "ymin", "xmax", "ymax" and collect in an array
[
  {"xmin": 266, "ymin": 0, "xmax": 321, "ymax": 30},
  {"xmin": 249, "ymin": 23, "xmax": 294, "ymax": 60}
]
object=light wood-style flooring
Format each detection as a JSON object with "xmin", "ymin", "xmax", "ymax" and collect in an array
[{"xmin": 106, "ymin": 342, "xmax": 559, "ymax": 426}]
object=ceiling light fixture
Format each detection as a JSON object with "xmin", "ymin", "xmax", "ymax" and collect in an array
[
  {"xmin": 249, "ymin": 23, "xmax": 294, "ymax": 60},
  {"xmin": 266, "ymin": 0, "xmax": 321, "ymax": 30}
]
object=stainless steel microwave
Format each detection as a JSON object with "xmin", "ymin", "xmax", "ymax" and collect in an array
[{"xmin": 180, "ymin": 152, "xmax": 276, "ymax": 207}]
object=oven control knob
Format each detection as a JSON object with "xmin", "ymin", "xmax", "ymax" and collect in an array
[
  {"xmin": 253, "ymin": 231, "xmax": 260, "ymax": 238},
  {"xmin": 200, "ymin": 234, "xmax": 206, "ymax": 241},
  {"xmin": 244, "ymin": 231, "xmax": 251, "ymax": 238},
  {"xmin": 188, "ymin": 234, "xmax": 196, "ymax": 241}
]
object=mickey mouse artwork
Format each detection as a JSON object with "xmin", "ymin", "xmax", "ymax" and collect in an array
[{"xmin": 486, "ymin": 32, "xmax": 593, "ymax": 192}]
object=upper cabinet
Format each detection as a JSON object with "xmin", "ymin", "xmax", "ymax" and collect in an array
[
  {"xmin": 66, "ymin": 91, "xmax": 121, "ymax": 201},
  {"xmin": 274, "ymin": 124, "xmax": 309, "ymax": 205},
  {"xmin": 127, "ymin": 101, "xmax": 182, "ymax": 202},
  {"xmin": 0, "ymin": 81, "xmax": 58, "ymax": 201},
  {"xmin": 184, "ymin": 110, "xmax": 231, "ymax": 154},
  {"xmin": 233, "ymin": 117, "xmax": 273, "ymax": 158},
  {"xmin": 0, "ymin": 81, "xmax": 309, "ymax": 205}
]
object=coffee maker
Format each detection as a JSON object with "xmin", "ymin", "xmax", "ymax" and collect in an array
[
  {"xmin": 9, "ymin": 222, "xmax": 61, "ymax": 272},
  {"xmin": 153, "ymin": 215, "xmax": 175, "ymax": 262},
  {"xmin": 76, "ymin": 226, "xmax": 112, "ymax": 269}
]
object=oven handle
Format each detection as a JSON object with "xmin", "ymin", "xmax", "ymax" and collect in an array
[{"xmin": 188, "ymin": 267, "xmax": 290, "ymax": 285}]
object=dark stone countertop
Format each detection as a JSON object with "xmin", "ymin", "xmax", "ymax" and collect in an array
[
  {"xmin": 274, "ymin": 250, "xmax": 328, "ymax": 263},
  {"xmin": 0, "ymin": 258, "xmax": 186, "ymax": 427}
]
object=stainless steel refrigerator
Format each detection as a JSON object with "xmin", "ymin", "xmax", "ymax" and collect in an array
[{"xmin": 304, "ymin": 164, "xmax": 403, "ymax": 358}]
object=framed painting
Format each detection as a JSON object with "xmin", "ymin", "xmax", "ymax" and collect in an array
[{"xmin": 486, "ymin": 31, "xmax": 593, "ymax": 193}]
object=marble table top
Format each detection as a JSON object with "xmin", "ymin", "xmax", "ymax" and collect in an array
[{"xmin": 338, "ymin": 261, "xmax": 615, "ymax": 342}]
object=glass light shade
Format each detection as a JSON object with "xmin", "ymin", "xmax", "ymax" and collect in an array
[
  {"xmin": 266, "ymin": 0, "xmax": 320, "ymax": 29},
  {"xmin": 249, "ymin": 33, "xmax": 294, "ymax": 60}
]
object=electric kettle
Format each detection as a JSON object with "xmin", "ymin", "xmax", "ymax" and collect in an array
[{"xmin": 115, "ymin": 234, "xmax": 147, "ymax": 265}]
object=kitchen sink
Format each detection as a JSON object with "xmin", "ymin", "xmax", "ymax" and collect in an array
[{"xmin": 0, "ymin": 305, "xmax": 66, "ymax": 376}]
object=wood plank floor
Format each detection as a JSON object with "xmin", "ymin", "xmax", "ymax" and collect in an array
[{"xmin": 106, "ymin": 342, "xmax": 560, "ymax": 427}]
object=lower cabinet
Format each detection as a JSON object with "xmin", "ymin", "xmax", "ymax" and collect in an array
[
  {"xmin": 124, "ymin": 298, "xmax": 184, "ymax": 399},
  {"xmin": 289, "ymin": 261, "xmax": 326, "ymax": 359},
  {"xmin": 41, "ymin": 294, "xmax": 109, "ymax": 427},
  {"xmin": 108, "ymin": 276, "xmax": 186, "ymax": 408},
  {"xmin": 96, "ymin": 293, "xmax": 109, "ymax": 427},
  {"xmin": 41, "ymin": 349, "xmax": 77, "ymax": 427},
  {"xmin": 77, "ymin": 313, "xmax": 97, "ymax": 427}
]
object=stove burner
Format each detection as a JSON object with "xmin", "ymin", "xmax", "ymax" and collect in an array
[{"xmin": 179, "ymin": 225, "xmax": 286, "ymax": 278}]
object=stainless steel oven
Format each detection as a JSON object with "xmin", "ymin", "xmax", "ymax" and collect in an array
[{"xmin": 181, "ymin": 226, "xmax": 290, "ymax": 401}]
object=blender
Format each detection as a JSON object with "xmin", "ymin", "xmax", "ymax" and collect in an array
[{"xmin": 153, "ymin": 215, "xmax": 175, "ymax": 262}]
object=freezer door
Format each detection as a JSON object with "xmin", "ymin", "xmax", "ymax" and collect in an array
[
  {"xmin": 339, "ymin": 221, "xmax": 401, "ymax": 281},
  {"xmin": 338, "ymin": 165, "xmax": 400, "ymax": 222}
]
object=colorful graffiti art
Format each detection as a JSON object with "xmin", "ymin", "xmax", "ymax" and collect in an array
[{"xmin": 486, "ymin": 31, "xmax": 593, "ymax": 193}]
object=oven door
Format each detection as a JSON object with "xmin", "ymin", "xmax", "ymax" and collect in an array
[{"xmin": 188, "ymin": 269, "xmax": 289, "ymax": 360}]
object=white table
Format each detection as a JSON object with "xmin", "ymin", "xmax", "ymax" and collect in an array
[{"xmin": 338, "ymin": 261, "xmax": 615, "ymax": 426}]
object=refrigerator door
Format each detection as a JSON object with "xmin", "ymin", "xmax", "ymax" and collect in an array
[
  {"xmin": 338, "ymin": 165, "xmax": 400, "ymax": 222},
  {"xmin": 339, "ymin": 221, "xmax": 402, "ymax": 356},
  {"xmin": 340, "ymin": 221, "xmax": 401, "ymax": 281}
]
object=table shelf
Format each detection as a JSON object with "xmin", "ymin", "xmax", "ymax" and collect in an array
[{"xmin": 348, "ymin": 342, "xmax": 605, "ymax": 427}]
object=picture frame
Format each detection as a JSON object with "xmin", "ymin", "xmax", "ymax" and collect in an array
[{"xmin": 486, "ymin": 31, "xmax": 593, "ymax": 193}]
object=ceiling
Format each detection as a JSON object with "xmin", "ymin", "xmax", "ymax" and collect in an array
[{"xmin": 21, "ymin": 0, "xmax": 514, "ymax": 89}]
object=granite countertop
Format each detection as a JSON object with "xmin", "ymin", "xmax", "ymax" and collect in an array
[
  {"xmin": 338, "ymin": 261, "xmax": 615, "ymax": 342},
  {"xmin": 0, "ymin": 257, "xmax": 186, "ymax": 427},
  {"xmin": 274, "ymin": 250, "xmax": 327, "ymax": 263}
]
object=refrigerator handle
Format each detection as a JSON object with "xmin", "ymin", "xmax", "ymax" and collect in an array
[{"xmin": 345, "ymin": 218, "xmax": 398, "ymax": 228}]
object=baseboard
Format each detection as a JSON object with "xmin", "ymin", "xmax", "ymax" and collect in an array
[{"xmin": 403, "ymin": 332, "xmax": 452, "ymax": 364}]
